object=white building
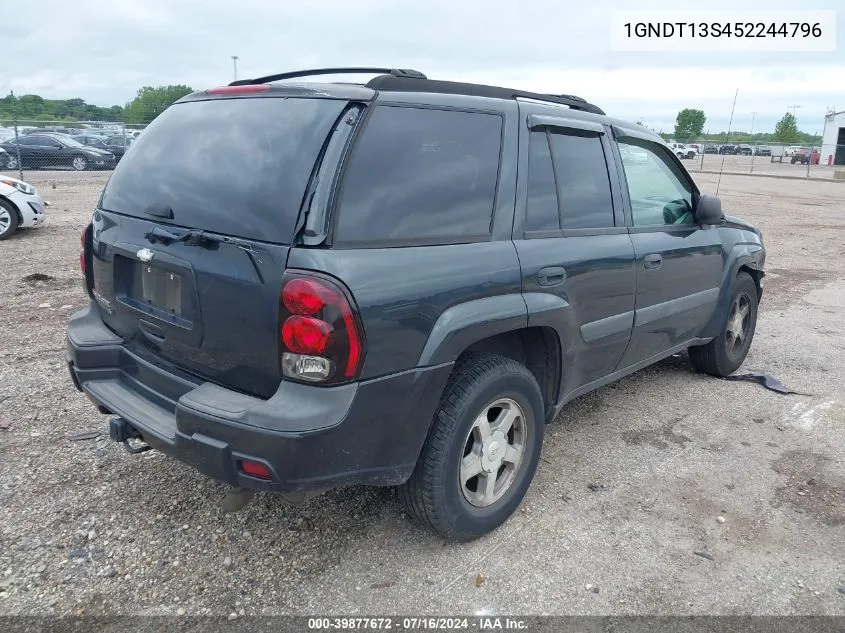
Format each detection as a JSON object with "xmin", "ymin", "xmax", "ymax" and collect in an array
[{"xmin": 820, "ymin": 110, "xmax": 845, "ymax": 166}]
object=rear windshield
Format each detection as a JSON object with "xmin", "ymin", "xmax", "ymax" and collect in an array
[{"xmin": 100, "ymin": 97, "xmax": 346, "ymax": 244}]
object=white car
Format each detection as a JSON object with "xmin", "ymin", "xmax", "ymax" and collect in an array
[
  {"xmin": 0, "ymin": 175, "xmax": 48, "ymax": 239},
  {"xmin": 665, "ymin": 142, "xmax": 697, "ymax": 160}
]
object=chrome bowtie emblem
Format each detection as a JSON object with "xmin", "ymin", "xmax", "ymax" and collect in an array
[{"xmin": 137, "ymin": 248, "xmax": 155, "ymax": 262}]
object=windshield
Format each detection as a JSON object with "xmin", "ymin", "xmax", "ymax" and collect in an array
[
  {"xmin": 101, "ymin": 96, "xmax": 346, "ymax": 244},
  {"xmin": 57, "ymin": 136, "xmax": 85, "ymax": 148}
]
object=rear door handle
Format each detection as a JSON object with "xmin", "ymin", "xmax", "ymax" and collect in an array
[
  {"xmin": 643, "ymin": 254, "xmax": 663, "ymax": 270},
  {"xmin": 537, "ymin": 266, "xmax": 567, "ymax": 287}
]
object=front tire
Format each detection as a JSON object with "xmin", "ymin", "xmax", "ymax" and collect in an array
[
  {"xmin": 5, "ymin": 154, "xmax": 18, "ymax": 170},
  {"xmin": 71, "ymin": 155, "xmax": 88, "ymax": 171},
  {"xmin": 0, "ymin": 199, "xmax": 20, "ymax": 240},
  {"xmin": 689, "ymin": 272, "xmax": 759, "ymax": 377},
  {"xmin": 399, "ymin": 353, "xmax": 545, "ymax": 541}
]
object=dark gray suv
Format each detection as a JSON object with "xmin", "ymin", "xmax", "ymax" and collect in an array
[{"xmin": 67, "ymin": 68, "xmax": 765, "ymax": 540}]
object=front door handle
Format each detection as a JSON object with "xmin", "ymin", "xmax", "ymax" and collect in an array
[
  {"xmin": 538, "ymin": 266, "xmax": 567, "ymax": 287},
  {"xmin": 643, "ymin": 254, "xmax": 663, "ymax": 270}
]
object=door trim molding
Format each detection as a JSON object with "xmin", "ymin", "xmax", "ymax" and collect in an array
[
  {"xmin": 635, "ymin": 287, "xmax": 719, "ymax": 327},
  {"xmin": 581, "ymin": 310, "xmax": 634, "ymax": 343}
]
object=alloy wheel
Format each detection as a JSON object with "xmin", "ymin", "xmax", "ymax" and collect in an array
[
  {"xmin": 460, "ymin": 397, "xmax": 528, "ymax": 508},
  {"xmin": 726, "ymin": 293, "xmax": 752, "ymax": 357}
]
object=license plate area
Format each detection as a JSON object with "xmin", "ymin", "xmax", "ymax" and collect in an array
[{"xmin": 141, "ymin": 264, "xmax": 182, "ymax": 315}]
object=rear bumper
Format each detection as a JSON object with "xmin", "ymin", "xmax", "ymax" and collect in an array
[{"xmin": 67, "ymin": 304, "xmax": 453, "ymax": 493}]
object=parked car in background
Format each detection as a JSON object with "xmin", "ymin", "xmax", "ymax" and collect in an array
[
  {"xmin": 753, "ymin": 146, "xmax": 771, "ymax": 156},
  {"xmin": 0, "ymin": 133, "xmax": 115, "ymax": 170},
  {"xmin": 704, "ymin": 143, "xmax": 719, "ymax": 154},
  {"xmin": 0, "ymin": 174, "xmax": 47, "ymax": 239},
  {"xmin": 791, "ymin": 148, "xmax": 818, "ymax": 165},
  {"xmin": 665, "ymin": 142, "xmax": 696, "ymax": 159},
  {"xmin": 77, "ymin": 134, "xmax": 132, "ymax": 162},
  {"xmin": 737, "ymin": 145, "xmax": 753, "ymax": 156},
  {"xmin": 718, "ymin": 144, "xmax": 738, "ymax": 155},
  {"xmin": 687, "ymin": 143, "xmax": 702, "ymax": 154}
]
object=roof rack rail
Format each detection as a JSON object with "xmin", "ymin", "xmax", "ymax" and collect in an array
[
  {"xmin": 230, "ymin": 67, "xmax": 426, "ymax": 86},
  {"xmin": 364, "ymin": 75, "xmax": 605, "ymax": 115},
  {"xmin": 549, "ymin": 93, "xmax": 588, "ymax": 103}
]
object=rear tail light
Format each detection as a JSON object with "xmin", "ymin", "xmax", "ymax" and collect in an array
[
  {"xmin": 279, "ymin": 271, "xmax": 365, "ymax": 384},
  {"xmin": 79, "ymin": 226, "xmax": 88, "ymax": 275},
  {"xmin": 80, "ymin": 224, "xmax": 93, "ymax": 294}
]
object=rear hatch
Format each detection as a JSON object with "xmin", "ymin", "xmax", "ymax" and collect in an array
[{"xmin": 91, "ymin": 93, "xmax": 349, "ymax": 398}]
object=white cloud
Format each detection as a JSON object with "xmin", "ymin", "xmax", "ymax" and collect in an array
[{"xmin": 4, "ymin": 0, "xmax": 843, "ymax": 133}]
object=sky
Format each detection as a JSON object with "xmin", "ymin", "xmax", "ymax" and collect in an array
[{"xmin": 5, "ymin": 0, "xmax": 844, "ymax": 134}]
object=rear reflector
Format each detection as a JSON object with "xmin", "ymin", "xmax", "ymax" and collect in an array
[
  {"xmin": 206, "ymin": 84, "xmax": 270, "ymax": 95},
  {"xmin": 239, "ymin": 460, "xmax": 272, "ymax": 480}
]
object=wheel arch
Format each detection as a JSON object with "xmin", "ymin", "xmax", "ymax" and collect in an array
[
  {"xmin": 701, "ymin": 244, "xmax": 765, "ymax": 338},
  {"xmin": 417, "ymin": 294, "xmax": 562, "ymax": 423},
  {"xmin": 0, "ymin": 195, "xmax": 23, "ymax": 225}
]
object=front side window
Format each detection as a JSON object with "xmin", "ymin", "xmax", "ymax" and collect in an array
[
  {"xmin": 336, "ymin": 105, "xmax": 502, "ymax": 244},
  {"xmin": 618, "ymin": 139, "xmax": 694, "ymax": 226}
]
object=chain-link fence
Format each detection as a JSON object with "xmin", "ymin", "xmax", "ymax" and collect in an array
[
  {"xmin": 664, "ymin": 139, "xmax": 845, "ymax": 179},
  {"xmin": 0, "ymin": 120, "xmax": 147, "ymax": 180}
]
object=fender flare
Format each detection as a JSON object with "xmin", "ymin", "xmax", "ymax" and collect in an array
[
  {"xmin": 701, "ymin": 243, "xmax": 765, "ymax": 338},
  {"xmin": 417, "ymin": 294, "xmax": 528, "ymax": 366}
]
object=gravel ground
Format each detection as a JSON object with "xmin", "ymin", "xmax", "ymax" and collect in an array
[{"xmin": 0, "ymin": 170, "xmax": 844, "ymax": 616}]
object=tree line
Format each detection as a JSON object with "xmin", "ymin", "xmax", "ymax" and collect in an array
[
  {"xmin": 659, "ymin": 108, "xmax": 820, "ymax": 144},
  {"xmin": 0, "ymin": 85, "xmax": 194, "ymax": 125}
]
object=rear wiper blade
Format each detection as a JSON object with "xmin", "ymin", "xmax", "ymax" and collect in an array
[{"xmin": 144, "ymin": 226, "xmax": 266, "ymax": 254}]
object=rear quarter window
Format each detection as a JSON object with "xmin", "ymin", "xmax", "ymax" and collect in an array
[{"xmin": 335, "ymin": 105, "xmax": 503, "ymax": 245}]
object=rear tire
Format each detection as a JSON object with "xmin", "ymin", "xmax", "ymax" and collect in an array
[
  {"xmin": 689, "ymin": 272, "xmax": 758, "ymax": 377},
  {"xmin": 0, "ymin": 199, "xmax": 19, "ymax": 240},
  {"xmin": 399, "ymin": 353, "xmax": 545, "ymax": 541},
  {"xmin": 5, "ymin": 154, "xmax": 18, "ymax": 170}
]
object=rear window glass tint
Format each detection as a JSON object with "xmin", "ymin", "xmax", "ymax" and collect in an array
[
  {"xmin": 336, "ymin": 106, "xmax": 502, "ymax": 244},
  {"xmin": 548, "ymin": 131, "xmax": 614, "ymax": 229},
  {"xmin": 525, "ymin": 131, "xmax": 559, "ymax": 231},
  {"xmin": 100, "ymin": 97, "xmax": 346, "ymax": 244}
]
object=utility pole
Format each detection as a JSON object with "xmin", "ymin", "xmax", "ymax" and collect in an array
[
  {"xmin": 10, "ymin": 90, "xmax": 23, "ymax": 180},
  {"xmin": 231, "ymin": 56, "xmax": 239, "ymax": 82},
  {"xmin": 750, "ymin": 111, "xmax": 757, "ymax": 173}
]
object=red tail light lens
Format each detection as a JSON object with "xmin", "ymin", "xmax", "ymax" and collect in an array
[
  {"xmin": 282, "ymin": 316, "xmax": 332, "ymax": 354},
  {"xmin": 278, "ymin": 272, "xmax": 365, "ymax": 384},
  {"xmin": 282, "ymin": 278, "xmax": 335, "ymax": 316},
  {"xmin": 80, "ymin": 226, "xmax": 88, "ymax": 275}
]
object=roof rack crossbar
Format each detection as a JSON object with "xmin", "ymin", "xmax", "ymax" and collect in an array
[{"xmin": 230, "ymin": 67, "xmax": 426, "ymax": 86}]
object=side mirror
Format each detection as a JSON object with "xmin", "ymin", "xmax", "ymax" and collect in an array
[{"xmin": 695, "ymin": 194, "xmax": 724, "ymax": 225}]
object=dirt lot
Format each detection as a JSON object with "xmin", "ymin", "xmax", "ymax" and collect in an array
[{"xmin": 1, "ymin": 170, "xmax": 844, "ymax": 616}]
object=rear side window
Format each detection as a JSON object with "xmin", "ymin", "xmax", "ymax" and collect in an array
[
  {"xmin": 525, "ymin": 131, "xmax": 559, "ymax": 231},
  {"xmin": 548, "ymin": 131, "xmax": 614, "ymax": 229},
  {"xmin": 100, "ymin": 97, "xmax": 346, "ymax": 244},
  {"xmin": 336, "ymin": 106, "xmax": 502, "ymax": 244}
]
